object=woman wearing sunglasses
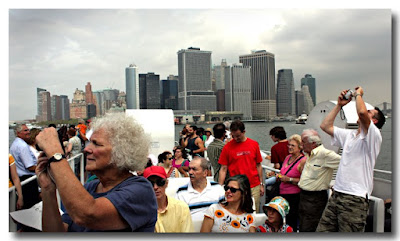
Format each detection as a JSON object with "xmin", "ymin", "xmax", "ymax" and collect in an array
[
  {"xmin": 158, "ymin": 151, "xmax": 181, "ymax": 178},
  {"xmin": 200, "ymin": 175, "xmax": 256, "ymax": 232}
]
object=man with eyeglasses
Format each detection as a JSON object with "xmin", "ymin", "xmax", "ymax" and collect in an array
[
  {"xmin": 297, "ymin": 128, "xmax": 341, "ymax": 232},
  {"xmin": 143, "ymin": 166, "xmax": 193, "ymax": 232},
  {"xmin": 317, "ymin": 87, "xmax": 386, "ymax": 232},
  {"xmin": 175, "ymin": 157, "xmax": 225, "ymax": 221},
  {"xmin": 10, "ymin": 124, "xmax": 41, "ymax": 221}
]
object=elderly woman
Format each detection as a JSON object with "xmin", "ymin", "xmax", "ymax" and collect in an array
[
  {"xmin": 35, "ymin": 113, "xmax": 157, "ymax": 232},
  {"xmin": 275, "ymin": 134, "xmax": 306, "ymax": 232},
  {"xmin": 200, "ymin": 175, "xmax": 256, "ymax": 233}
]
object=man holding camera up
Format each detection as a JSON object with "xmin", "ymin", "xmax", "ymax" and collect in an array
[{"xmin": 318, "ymin": 86, "xmax": 386, "ymax": 232}]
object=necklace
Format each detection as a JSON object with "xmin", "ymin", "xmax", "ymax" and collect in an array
[{"xmin": 287, "ymin": 154, "xmax": 302, "ymax": 165}]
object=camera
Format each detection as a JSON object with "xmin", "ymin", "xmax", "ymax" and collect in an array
[{"xmin": 344, "ymin": 90, "xmax": 354, "ymax": 100}]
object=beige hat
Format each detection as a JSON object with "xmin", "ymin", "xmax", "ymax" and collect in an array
[{"xmin": 205, "ymin": 128, "xmax": 213, "ymax": 134}]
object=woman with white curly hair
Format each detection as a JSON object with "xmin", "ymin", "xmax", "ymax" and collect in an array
[{"xmin": 35, "ymin": 113, "xmax": 157, "ymax": 232}]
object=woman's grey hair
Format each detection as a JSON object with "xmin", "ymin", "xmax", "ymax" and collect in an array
[
  {"xmin": 288, "ymin": 134, "xmax": 302, "ymax": 150},
  {"xmin": 90, "ymin": 113, "xmax": 150, "ymax": 172},
  {"xmin": 301, "ymin": 129, "xmax": 322, "ymax": 146}
]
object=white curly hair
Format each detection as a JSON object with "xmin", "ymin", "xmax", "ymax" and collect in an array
[{"xmin": 90, "ymin": 112, "xmax": 151, "ymax": 172}]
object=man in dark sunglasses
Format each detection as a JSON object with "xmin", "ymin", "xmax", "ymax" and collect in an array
[{"xmin": 143, "ymin": 166, "xmax": 193, "ymax": 232}]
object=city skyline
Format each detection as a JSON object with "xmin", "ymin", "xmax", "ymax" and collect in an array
[{"xmin": 9, "ymin": 8, "xmax": 392, "ymax": 121}]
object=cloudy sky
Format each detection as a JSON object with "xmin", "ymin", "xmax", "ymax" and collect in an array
[{"xmin": 8, "ymin": 7, "xmax": 393, "ymax": 121}]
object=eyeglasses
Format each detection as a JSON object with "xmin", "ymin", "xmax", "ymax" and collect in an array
[
  {"xmin": 168, "ymin": 157, "xmax": 173, "ymax": 160},
  {"xmin": 224, "ymin": 186, "xmax": 241, "ymax": 193},
  {"xmin": 149, "ymin": 178, "xmax": 166, "ymax": 187}
]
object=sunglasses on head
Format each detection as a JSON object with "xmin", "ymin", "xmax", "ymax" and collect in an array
[
  {"xmin": 149, "ymin": 178, "xmax": 166, "ymax": 187},
  {"xmin": 224, "ymin": 185, "xmax": 241, "ymax": 193}
]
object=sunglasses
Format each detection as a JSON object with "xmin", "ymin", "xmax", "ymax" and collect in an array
[
  {"xmin": 224, "ymin": 186, "xmax": 241, "ymax": 193},
  {"xmin": 149, "ymin": 178, "xmax": 166, "ymax": 187}
]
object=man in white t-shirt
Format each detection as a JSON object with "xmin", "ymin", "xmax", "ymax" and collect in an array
[{"xmin": 318, "ymin": 86, "xmax": 386, "ymax": 232}]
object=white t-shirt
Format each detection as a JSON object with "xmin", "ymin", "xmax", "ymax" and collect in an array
[
  {"xmin": 204, "ymin": 203, "xmax": 256, "ymax": 232},
  {"xmin": 332, "ymin": 120, "xmax": 382, "ymax": 198}
]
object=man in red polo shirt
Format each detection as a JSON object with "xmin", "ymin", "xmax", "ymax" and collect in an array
[{"xmin": 218, "ymin": 120, "xmax": 264, "ymax": 212}]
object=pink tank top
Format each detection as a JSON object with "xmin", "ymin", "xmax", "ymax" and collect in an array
[{"xmin": 279, "ymin": 154, "xmax": 305, "ymax": 194}]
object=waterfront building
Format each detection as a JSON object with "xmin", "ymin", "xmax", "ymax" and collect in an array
[
  {"xmin": 87, "ymin": 103, "xmax": 96, "ymax": 119},
  {"xmin": 177, "ymin": 47, "xmax": 216, "ymax": 112},
  {"xmin": 39, "ymin": 91, "xmax": 52, "ymax": 122},
  {"xmin": 301, "ymin": 74, "xmax": 316, "ymax": 105},
  {"xmin": 139, "ymin": 72, "xmax": 161, "ymax": 109},
  {"xmin": 125, "ymin": 64, "xmax": 140, "ymax": 109},
  {"xmin": 239, "ymin": 50, "xmax": 276, "ymax": 120},
  {"xmin": 276, "ymin": 69, "xmax": 296, "ymax": 116},
  {"xmin": 225, "ymin": 63, "xmax": 252, "ymax": 120},
  {"xmin": 295, "ymin": 90, "xmax": 305, "ymax": 116},
  {"xmin": 85, "ymin": 82, "xmax": 94, "ymax": 104},
  {"xmin": 70, "ymin": 88, "xmax": 87, "ymax": 119},
  {"xmin": 213, "ymin": 59, "xmax": 230, "ymax": 111},
  {"xmin": 51, "ymin": 95, "xmax": 62, "ymax": 121},
  {"xmin": 301, "ymin": 85, "xmax": 314, "ymax": 115},
  {"xmin": 36, "ymin": 88, "xmax": 46, "ymax": 122},
  {"xmin": 161, "ymin": 75, "xmax": 178, "ymax": 110},
  {"xmin": 93, "ymin": 91, "xmax": 104, "ymax": 116},
  {"xmin": 60, "ymin": 95, "xmax": 70, "ymax": 120}
]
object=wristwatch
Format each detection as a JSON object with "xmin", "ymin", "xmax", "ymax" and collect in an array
[
  {"xmin": 289, "ymin": 177, "xmax": 293, "ymax": 183},
  {"xmin": 48, "ymin": 153, "xmax": 66, "ymax": 163}
]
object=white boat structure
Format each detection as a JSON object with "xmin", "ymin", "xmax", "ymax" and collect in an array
[{"xmin": 295, "ymin": 114, "xmax": 308, "ymax": 124}]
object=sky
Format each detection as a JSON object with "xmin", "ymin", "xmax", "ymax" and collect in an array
[{"xmin": 7, "ymin": 5, "xmax": 394, "ymax": 122}]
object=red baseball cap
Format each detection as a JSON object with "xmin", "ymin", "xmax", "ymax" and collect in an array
[{"xmin": 143, "ymin": 166, "xmax": 167, "ymax": 179}]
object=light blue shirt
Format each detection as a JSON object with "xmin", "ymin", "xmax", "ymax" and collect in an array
[{"xmin": 10, "ymin": 137, "xmax": 37, "ymax": 176}]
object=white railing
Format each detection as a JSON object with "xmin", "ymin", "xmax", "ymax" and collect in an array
[{"xmin": 9, "ymin": 153, "xmax": 85, "ymax": 232}]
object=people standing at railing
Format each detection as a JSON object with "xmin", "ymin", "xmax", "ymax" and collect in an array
[
  {"xmin": 172, "ymin": 146, "xmax": 190, "ymax": 177},
  {"xmin": 26, "ymin": 128, "xmax": 42, "ymax": 161},
  {"xmin": 207, "ymin": 123, "xmax": 228, "ymax": 182},
  {"xmin": 35, "ymin": 113, "xmax": 157, "ymax": 232},
  {"xmin": 9, "ymin": 124, "xmax": 40, "ymax": 210},
  {"xmin": 175, "ymin": 157, "xmax": 225, "ymax": 222},
  {"xmin": 218, "ymin": 120, "xmax": 264, "ymax": 213},
  {"xmin": 317, "ymin": 87, "xmax": 386, "ymax": 232},
  {"xmin": 158, "ymin": 151, "xmax": 181, "ymax": 178},
  {"xmin": 9, "ymin": 154, "xmax": 24, "ymax": 210},
  {"xmin": 297, "ymin": 129, "xmax": 341, "ymax": 232},
  {"xmin": 200, "ymin": 175, "xmax": 256, "ymax": 233},
  {"xmin": 181, "ymin": 125, "xmax": 205, "ymax": 158},
  {"xmin": 276, "ymin": 134, "xmax": 306, "ymax": 232},
  {"xmin": 264, "ymin": 126, "xmax": 290, "ymax": 203},
  {"xmin": 143, "ymin": 166, "xmax": 194, "ymax": 233}
]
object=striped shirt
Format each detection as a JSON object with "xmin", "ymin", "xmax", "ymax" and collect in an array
[
  {"xmin": 175, "ymin": 179, "xmax": 225, "ymax": 221},
  {"xmin": 207, "ymin": 139, "xmax": 225, "ymax": 182}
]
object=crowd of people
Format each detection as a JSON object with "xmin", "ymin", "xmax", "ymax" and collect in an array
[{"xmin": 9, "ymin": 86, "xmax": 388, "ymax": 233}]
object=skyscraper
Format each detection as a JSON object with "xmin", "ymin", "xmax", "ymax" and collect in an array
[
  {"xmin": 51, "ymin": 95, "xmax": 62, "ymax": 121},
  {"xmin": 85, "ymin": 82, "xmax": 94, "ymax": 104},
  {"xmin": 161, "ymin": 75, "xmax": 178, "ymax": 110},
  {"xmin": 60, "ymin": 95, "xmax": 70, "ymax": 120},
  {"xmin": 276, "ymin": 69, "xmax": 295, "ymax": 116},
  {"xmin": 213, "ymin": 59, "xmax": 230, "ymax": 111},
  {"xmin": 301, "ymin": 74, "xmax": 316, "ymax": 105},
  {"xmin": 295, "ymin": 90, "xmax": 305, "ymax": 116},
  {"xmin": 36, "ymin": 87, "xmax": 46, "ymax": 121},
  {"xmin": 139, "ymin": 72, "xmax": 161, "ymax": 109},
  {"xmin": 225, "ymin": 64, "xmax": 252, "ymax": 120},
  {"xmin": 125, "ymin": 64, "xmax": 139, "ymax": 109},
  {"xmin": 177, "ymin": 47, "xmax": 216, "ymax": 112},
  {"xmin": 301, "ymin": 85, "xmax": 314, "ymax": 115},
  {"xmin": 239, "ymin": 50, "xmax": 276, "ymax": 120},
  {"xmin": 40, "ymin": 91, "xmax": 52, "ymax": 121}
]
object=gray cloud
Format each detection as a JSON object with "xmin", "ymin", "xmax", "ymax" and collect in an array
[{"xmin": 9, "ymin": 9, "xmax": 392, "ymax": 121}]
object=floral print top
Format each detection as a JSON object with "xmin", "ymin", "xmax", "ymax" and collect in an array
[{"xmin": 204, "ymin": 203, "xmax": 256, "ymax": 232}]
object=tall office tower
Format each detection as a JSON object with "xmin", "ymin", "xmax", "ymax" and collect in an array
[
  {"xmin": 213, "ymin": 59, "xmax": 230, "ymax": 111},
  {"xmin": 60, "ymin": 95, "xmax": 70, "ymax": 120},
  {"xmin": 301, "ymin": 74, "xmax": 316, "ymax": 105},
  {"xmin": 295, "ymin": 90, "xmax": 305, "ymax": 116},
  {"xmin": 85, "ymin": 82, "xmax": 94, "ymax": 104},
  {"xmin": 51, "ymin": 95, "xmax": 62, "ymax": 121},
  {"xmin": 36, "ymin": 88, "xmax": 47, "ymax": 121},
  {"xmin": 125, "ymin": 64, "xmax": 139, "ymax": 109},
  {"xmin": 87, "ymin": 104, "xmax": 96, "ymax": 119},
  {"xmin": 139, "ymin": 72, "xmax": 161, "ymax": 109},
  {"xmin": 177, "ymin": 47, "xmax": 216, "ymax": 112},
  {"xmin": 161, "ymin": 76, "xmax": 178, "ymax": 110},
  {"xmin": 93, "ymin": 91, "xmax": 104, "ymax": 116},
  {"xmin": 276, "ymin": 69, "xmax": 296, "ymax": 116},
  {"xmin": 239, "ymin": 50, "xmax": 276, "ymax": 120},
  {"xmin": 103, "ymin": 89, "xmax": 120, "ymax": 112},
  {"xmin": 225, "ymin": 64, "xmax": 252, "ymax": 120},
  {"xmin": 40, "ymin": 91, "xmax": 52, "ymax": 121},
  {"xmin": 301, "ymin": 85, "xmax": 314, "ymax": 115},
  {"xmin": 70, "ymin": 88, "xmax": 87, "ymax": 119}
]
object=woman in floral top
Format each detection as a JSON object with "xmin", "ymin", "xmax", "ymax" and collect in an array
[{"xmin": 200, "ymin": 175, "xmax": 256, "ymax": 232}]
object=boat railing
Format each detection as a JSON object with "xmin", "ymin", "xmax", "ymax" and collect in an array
[{"xmin": 9, "ymin": 153, "xmax": 85, "ymax": 232}]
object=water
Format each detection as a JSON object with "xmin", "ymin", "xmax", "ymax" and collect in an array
[{"xmin": 174, "ymin": 118, "xmax": 392, "ymax": 180}]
